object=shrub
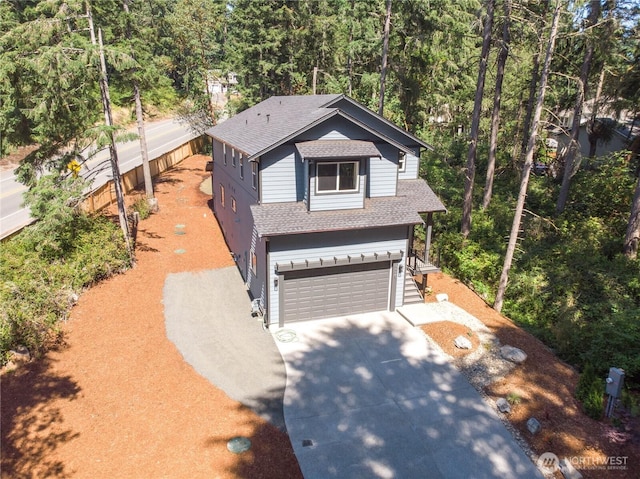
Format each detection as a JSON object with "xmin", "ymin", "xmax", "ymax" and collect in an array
[
  {"xmin": 131, "ymin": 196, "xmax": 152, "ymax": 220},
  {"xmin": 0, "ymin": 212, "xmax": 130, "ymax": 363},
  {"xmin": 583, "ymin": 383, "xmax": 605, "ymax": 420}
]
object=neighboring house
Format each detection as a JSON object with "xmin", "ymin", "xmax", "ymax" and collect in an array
[
  {"xmin": 552, "ymin": 99, "xmax": 638, "ymax": 160},
  {"xmin": 205, "ymin": 94, "xmax": 446, "ymax": 327}
]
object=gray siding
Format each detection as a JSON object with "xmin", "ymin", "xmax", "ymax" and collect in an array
[
  {"xmin": 260, "ymin": 145, "xmax": 303, "ymax": 203},
  {"xmin": 212, "ymin": 138, "xmax": 259, "ymax": 282},
  {"xmin": 369, "ymin": 144, "xmax": 398, "ymax": 197},
  {"xmin": 331, "ymin": 98, "xmax": 426, "ymax": 152},
  {"xmin": 399, "ymin": 147, "xmax": 420, "ymax": 180},
  {"xmin": 267, "ymin": 227, "xmax": 408, "ymax": 325},
  {"xmin": 296, "ymin": 117, "xmax": 369, "ymax": 142}
]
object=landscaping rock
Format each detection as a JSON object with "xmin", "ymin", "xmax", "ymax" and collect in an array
[
  {"xmin": 559, "ymin": 458, "xmax": 583, "ymax": 479},
  {"xmin": 454, "ymin": 335, "xmax": 472, "ymax": 349},
  {"xmin": 496, "ymin": 398, "xmax": 511, "ymax": 414},
  {"xmin": 500, "ymin": 345, "xmax": 527, "ymax": 364},
  {"xmin": 435, "ymin": 293, "xmax": 449, "ymax": 302},
  {"xmin": 527, "ymin": 417, "xmax": 541, "ymax": 435}
]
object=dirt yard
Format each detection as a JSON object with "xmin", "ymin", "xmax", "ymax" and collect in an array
[{"xmin": 1, "ymin": 153, "xmax": 638, "ymax": 478}]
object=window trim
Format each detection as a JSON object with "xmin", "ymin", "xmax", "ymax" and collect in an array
[
  {"xmin": 223, "ymin": 144, "xmax": 227, "ymax": 166},
  {"xmin": 398, "ymin": 152, "xmax": 406, "ymax": 173},
  {"xmin": 219, "ymin": 184, "xmax": 225, "ymax": 207},
  {"xmin": 251, "ymin": 252, "xmax": 257, "ymax": 275},
  {"xmin": 251, "ymin": 162, "xmax": 258, "ymax": 190},
  {"xmin": 315, "ymin": 161, "xmax": 359, "ymax": 194},
  {"xmin": 231, "ymin": 196, "xmax": 237, "ymax": 213},
  {"xmin": 232, "ymin": 148, "xmax": 237, "ymax": 167},
  {"xmin": 239, "ymin": 154, "xmax": 244, "ymax": 179}
]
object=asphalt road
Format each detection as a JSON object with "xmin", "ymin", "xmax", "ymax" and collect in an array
[{"xmin": 0, "ymin": 118, "xmax": 200, "ymax": 238}]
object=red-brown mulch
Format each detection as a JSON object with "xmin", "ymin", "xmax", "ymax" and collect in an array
[
  {"xmin": 420, "ymin": 321, "xmax": 479, "ymax": 358},
  {"xmin": 1, "ymin": 155, "xmax": 302, "ymax": 479}
]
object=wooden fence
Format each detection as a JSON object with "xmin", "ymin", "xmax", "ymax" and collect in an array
[{"xmin": 83, "ymin": 136, "xmax": 204, "ymax": 213}]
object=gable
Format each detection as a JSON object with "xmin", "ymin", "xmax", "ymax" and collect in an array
[{"xmin": 205, "ymin": 94, "xmax": 433, "ymax": 161}]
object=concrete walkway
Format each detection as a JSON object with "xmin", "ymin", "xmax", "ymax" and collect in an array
[
  {"xmin": 273, "ymin": 312, "xmax": 543, "ymax": 479},
  {"xmin": 163, "ymin": 266, "xmax": 287, "ymax": 430}
]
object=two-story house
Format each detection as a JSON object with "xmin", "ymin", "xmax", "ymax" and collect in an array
[{"xmin": 205, "ymin": 94, "xmax": 446, "ymax": 328}]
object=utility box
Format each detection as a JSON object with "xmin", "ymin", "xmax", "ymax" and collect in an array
[{"xmin": 606, "ymin": 367, "xmax": 625, "ymax": 398}]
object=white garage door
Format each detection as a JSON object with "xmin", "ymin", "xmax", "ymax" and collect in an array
[{"xmin": 281, "ymin": 261, "xmax": 391, "ymax": 323}]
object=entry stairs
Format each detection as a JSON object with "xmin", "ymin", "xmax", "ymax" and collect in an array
[{"xmin": 403, "ymin": 270, "xmax": 424, "ymax": 306}]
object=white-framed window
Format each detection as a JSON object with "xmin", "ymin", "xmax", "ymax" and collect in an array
[
  {"xmin": 231, "ymin": 196, "xmax": 237, "ymax": 213},
  {"xmin": 251, "ymin": 162, "xmax": 258, "ymax": 190},
  {"xmin": 223, "ymin": 143, "xmax": 227, "ymax": 166},
  {"xmin": 240, "ymin": 154, "xmax": 244, "ymax": 179},
  {"xmin": 316, "ymin": 161, "xmax": 358, "ymax": 193},
  {"xmin": 232, "ymin": 148, "xmax": 236, "ymax": 167},
  {"xmin": 398, "ymin": 152, "xmax": 406, "ymax": 172},
  {"xmin": 219, "ymin": 184, "xmax": 225, "ymax": 207}
]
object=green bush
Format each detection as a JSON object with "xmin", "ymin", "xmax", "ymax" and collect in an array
[
  {"xmin": 131, "ymin": 197, "xmax": 152, "ymax": 220},
  {"xmin": 576, "ymin": 363, "xmax": 604, "ymax": 420},
  {"xmin": 0, "ymin": 214, "xmax": 130, "ymax": 363},
  {"xmin": 583, "ymin": 383, "xmax": 605, "ymax": 420}
]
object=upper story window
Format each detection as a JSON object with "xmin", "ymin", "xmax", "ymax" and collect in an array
[
  {"xmin": 223, "ymin": 144, "xmax": 227, "ymax": 166},
  {"xmin": 398, "ymin": 152, "xmax": 406, "ymax": 172},
  {"xmin": 232, "ymin": 148, "xmax": 237, "ymax": 167},
  {"xmin": 316, "ymin": 161, "xmax": 358, "ymax": 193},
  {"xmin": 240, "ymin": 154, "xmax": 244, "ymax": 179},
  {"xmin": 219, "ymin": 184, "xmax": 225, "ymax": 207},
  {"xmin": 231, "ymin": 196, "xmax": 237, "ymax": 213},
  {"xmin": 251, "ymin": 162, "xmax": 258, "ymax": 190}
]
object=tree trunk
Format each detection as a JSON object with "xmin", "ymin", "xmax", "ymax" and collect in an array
[
  {"xmin": 623, "ymin": 173, "xmax": 640, "ymax": 259},
  {"xmin": 483, "ymin": 0, "xmax": 511, "ymax": 210},
  {"xmin": 494, "ymin": 0, "xmax": 561, "ymax": 313},
  {"xmin": 461, "ymin": 0, "xmax": 494, "ymax": 237},
  {"xmin": 88, "ymin": 6, "xmax": 134, "ymax": 263},
  {"xmin": 556, "ymin": 0, "xmax": 601, "ymax": 215},
  {"xmin": 124, "ymin": 0, "xmax": 157, "ymax": 212},
  {"xmin": 378, "ymin": 0, "xmax": 392, "ymax": 115}
]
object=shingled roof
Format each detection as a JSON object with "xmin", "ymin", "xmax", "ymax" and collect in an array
[
  {"xmin": 205, "ymin": 95, "xmax": 341, "ymax": 159},
  {"xmin": 250, "ymin": 179, "xmax": 446, "ymax": 237},
  {"xmin": 205, "ymin": 94, "xmax": 432, "ymax": 160}
]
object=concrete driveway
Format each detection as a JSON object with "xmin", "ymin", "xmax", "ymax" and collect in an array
[{"xmin": 274, "ymin": 312, "xmax": 543, "ymax": 479}]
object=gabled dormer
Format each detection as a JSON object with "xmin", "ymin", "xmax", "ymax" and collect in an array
[{"xmin": 296, "ymin": 140, "xmax": 380, "ymax": 211}]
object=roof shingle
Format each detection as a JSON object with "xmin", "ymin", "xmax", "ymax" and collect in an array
[{"xmin": 250, "ymin": 179, "xmax": 446, "ymax": 237}]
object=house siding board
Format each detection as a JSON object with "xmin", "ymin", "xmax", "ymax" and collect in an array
[
  {"xmin": 369, "ymin": 143, "xmax": 398, "ymax": 197},
  {"xmin": 212, "ymin": 144, "xmax": 259, "ymax": 282},
  {"xmin": 260, "ymin": 146, "xmax": 301, "ymax": 203},
  {"xmin": 399, "ymin": 148, "xmax": 420, "ymax": 180},
  {"xmin": 267, "ymin": 227, "xmax": 407, "ymax": 325},
  {"xmin": 329, "ymin": 97, "xmax": 432, "ymax": 151},
  {"xmin": 247, "ymin": 230, "xmax": 267, "ymax": 312},
  {"xmin": 296, "ymin": 116, "xmax": 378, "ymax": 143}
]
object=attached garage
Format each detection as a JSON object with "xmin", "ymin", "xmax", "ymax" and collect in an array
[{"xmin": 275, "ymin": 251, "xmax": 403, "ymax": 325}]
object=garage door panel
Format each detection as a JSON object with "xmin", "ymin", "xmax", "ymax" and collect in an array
[{"xmin": 282, "ymin": 261, "xmax": 391, "ymax": 323}]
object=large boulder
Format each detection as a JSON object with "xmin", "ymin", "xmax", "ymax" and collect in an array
[
  {"xmin": 454, "ymin": 335, "xmax": 473, "ymax": 350},
  {"xmin": 500, "ymin": 345, "xmax": 527, "ymax": 364}
]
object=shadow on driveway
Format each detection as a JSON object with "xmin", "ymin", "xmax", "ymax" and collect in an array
[{"xmin": 274, "ymin": 312, "xmax": 544, "ymax": 479}]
